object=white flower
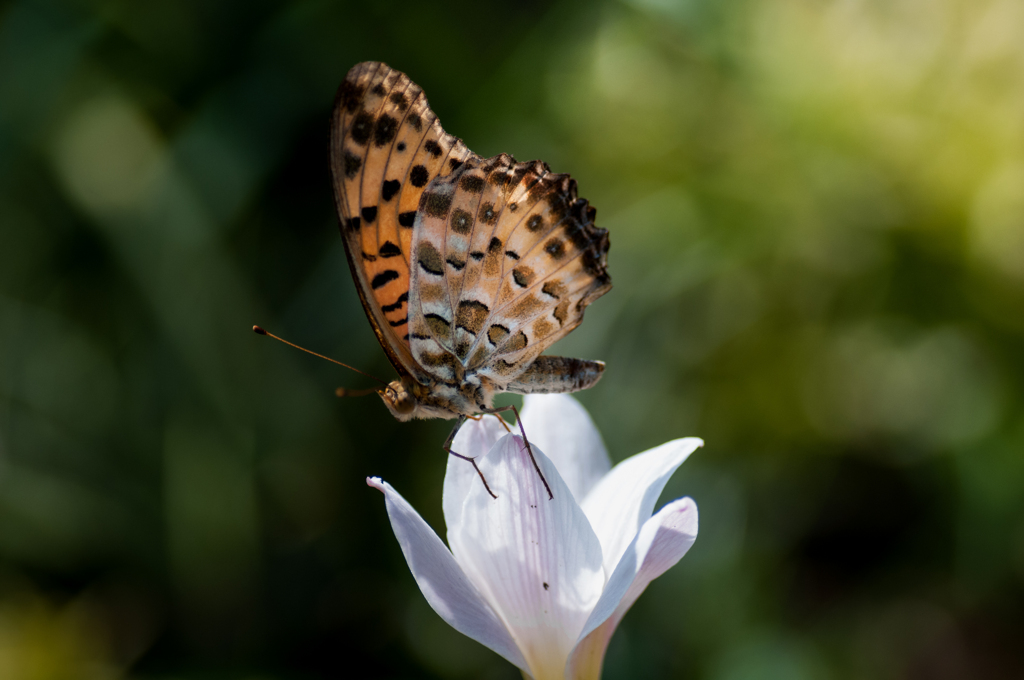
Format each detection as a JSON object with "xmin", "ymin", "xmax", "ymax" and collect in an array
[{"xmin": 367, "ymin": 394, "xmax": 701, "ymax": 680}]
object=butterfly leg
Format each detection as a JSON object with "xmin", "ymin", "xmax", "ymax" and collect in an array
[
  {"xmin": 479, "ymin": 404, "xmax": 553, "ymax": 501},
  {"xmin": 465, "ymin": 413, "xmax": 511, "ymax": 433},
  {"xmin": 444, "ymin": 415, "xmax": 498, "ymax": 500}
]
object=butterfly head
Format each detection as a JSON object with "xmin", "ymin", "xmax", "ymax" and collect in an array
[{"xmin": 380, "ymin": 378, "xmax": 417, "ymax": 420}]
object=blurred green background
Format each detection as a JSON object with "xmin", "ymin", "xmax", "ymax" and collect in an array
[{"xmin": 2, "ymin": 0, "xmax": 1024, "ymax": 677}]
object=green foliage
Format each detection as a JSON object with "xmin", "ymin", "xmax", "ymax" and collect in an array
[{"xmin": 1, "ymin": 0, "xmax": 1023, "ymax": 677}]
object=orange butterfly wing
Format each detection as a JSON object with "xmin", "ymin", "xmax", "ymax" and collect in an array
[{"xmin": 330, "ymin": 62, "xmax": 477, "ymax": 380}]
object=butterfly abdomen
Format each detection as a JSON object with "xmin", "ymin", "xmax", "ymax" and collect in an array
[{"xmin": 505, "ymin": 356, "xmax": 605, "ymax": 395}]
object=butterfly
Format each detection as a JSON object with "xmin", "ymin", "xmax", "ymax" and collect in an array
[{"xmin": 330, "ymin": 62, "xmax": 611, "ymax": 495}]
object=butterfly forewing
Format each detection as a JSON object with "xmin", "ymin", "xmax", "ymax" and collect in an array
[{"xmin": 330, "ymin": 62, "xmax": 477, "ymax": 380}]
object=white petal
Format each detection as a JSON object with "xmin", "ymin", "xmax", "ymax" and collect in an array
[
  {"xmin": 520, "ymin": 394, "xmax": 611, "ymax": 502},
  {"xmin": 366, "ymin": 477, "xmax": 529, "ymax": 671},
  {"xmin": 443, "ymin": 415, "xmax": 510, "ymax": 528},
  {"xmin": 566, "ymin": 497, "xmax": 698, "ymax": 680},
  {"xmin": 447, "ymin": 435, "xmax": 605, "ymax": 680},
  {"xmin": 453, "ymin": 413, "xmax": 510, "ymax": 455},
  {"xmin": 581, "ymin": 437, "xmax": 702, "ymax": 574}
]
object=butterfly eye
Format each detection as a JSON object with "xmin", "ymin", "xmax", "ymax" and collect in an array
[
  {"xmin": 393, "ymin": 394, "xmax": 415, "ymax": 415},
  {"xmin": 382, "ymin": 382, "xmax": 416, "ymax": 416}
]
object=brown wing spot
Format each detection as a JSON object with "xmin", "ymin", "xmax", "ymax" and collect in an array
[
  {"xmin": 407, "ymin": 113, "xmax": 422, "ymax": 131},
  {"xmin": 381, "ymin": 179, "xmax": 400, "ymax": 201},
  {"xmin": 496, "ymin": 281, "xmax": 517, "ymax": 306},
  {"xmin": 344, "ymin": 217, "xmax": 360, "ymax": 231},
  {"xmin": 484, "ymin": 238, "xmax": 503, "ymax": 276},
  {"xmin": 533, "ymin": 318, "xmax": 555, "ymax": 338},
  {"xmin": 506, "ymin": 331, "xmax": 528, "ymax": 352},
  {"xmin": 417, "ymin": 242, "xmax": 445, "ymax": 276},
  {"xmin": 582, "ymin": 237, "xmax": 610, "ymax": 277},
  {"xmin": 510, "ymin": 295, "xmax": 542, "ymax": 319},
  {"xmin": 527, "ymin": 214, "xmax": 544, "ymax": 232},
  {"xmin": 528, "ymin": 177, "xmax": 552, "ymax": 203},
  {"xmin": 361, "ymin": 206, "xmax": 378, "ymax": 224},
  {"xmin": 542, "ymin": 281, "xmax": 565, "ymax": 298},
  {"xmin": 424, "ymin": 140, "xmax": 442, "ymax": 157},
  {"xmin": 374, "ymin": 114, "xmax": 399, "ymax": 146},
  {"xmin": 449, "ymin": 158, "xmax": 464, "ymax": 171},
  {"xmin": 554, "ymin": 299, "xmax": 570, "ymax": 326},
  {"xmin": 479, "ymin": 202, "xmax": 497, "ymax": 225},
  {"xmin": 563, "ymin": 222, "xmax": 590, "ymax": 250},
  {"xmin": 382, "ymin": 292, "xmax": 408, "ymax": 313},
  {"xmin": 423, "ymin": 191, "xmax": 453, "ymax": 218},
  {"xmin": 343, "ymin": 151, "xmax": 362, "ymax": 178},
  {"xmin": 361, "ymin": 251, "xmax": 377, "ymax": 262},
  {"xmin": 410, "ymin": 165, "xmax": 429, "ymax": 187},
  {"xmin": 371, "ymin": 270, "xmax": 400, "ymax": 289},
  {"xmin": 469, "ymin": 251, "xmax": 485, "ymax": 261},
  {"xmin": 460, "ymin": 175, "xmax": 485, "ymax": 193},
  {"xmin": 487, "ymin": 324, "xmax": 510, "ymax": 345},
  {"xmin": 451, "ymin": 208, "xmax": 473, "ymax": 235},
  {"xmin": 379, "ymin": 241, "xmax": 402, "ymax": 258},
  {"xmin": 470, "ymin": 346, "xmax": 488, "ymax": 367},
  {"xmin": 338, "ymin": 80, "xmax": 363, "ymax": 113},
  {"xmin": 398, "ymin": 211, "xmax": 416, "ymax": 228},
  {"xmin": 505, "ymin": 250, "xmax": 520, "ymax": 260},
  {"xmin": 425, "ymin": 313, "xmax": 452, "ymax": 342},
  {"xmin": 446, "ymin": 256, "xmax": 466, "ymax": 271},
  {"xmin": 512, "ymin": 266, "xmax": 534, "ymax": 288},
  {"xmin": 455, "ymin": 300, "xmax": 489, "ymax": 335},
  {"xmin": 494, "ymin": 359, "xmax": 520, "ymax": 378},
  {"xmin": 351, "ymin": 111, "xmax": 373, "ymax": 145},
  {"xmin": 389, "ymin": 92, "xmax": 408, "ymax": 109},
  {"xmin": 421, "ymin": 283, "xmax": 445, "ymax": 303},
  {"xmin": 509, "ymin": 202, "xmax": 518, "ymax": 212},
  {"xmin": 371, "ymin": 83, "xmax": 386, "ymax": 96},
  {"xmin": 420, "ymin": 349, "xmax": 462, "ymax": 379},
  {"xmin": 544, "ymin": 238, "xmax": 565, "ymax": 259},
  {"xmin": 547, "ymin": 192, "xmax": 572, "ymax": 224}
]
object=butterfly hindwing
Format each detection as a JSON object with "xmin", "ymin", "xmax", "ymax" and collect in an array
[
  {"xmin": 330, "ymin": 62, "xmax": 476, "ymax": 380},
  {"xmin": 407, "ymin": 154, "xmax": 611, "ymax": 389}
]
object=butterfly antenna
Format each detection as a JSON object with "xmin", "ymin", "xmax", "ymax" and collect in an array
[
  {"xmin": 252, "ymin": 325, "xmax": 389, "ymax": 387},
  {"xmin": 335, "ymin": 387, "xmax": 378, "ymax": 397}
]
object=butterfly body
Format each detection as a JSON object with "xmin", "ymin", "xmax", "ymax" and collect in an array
[{"xmin": 331, "ymin": 62, "xmax": 610, "ymax": 421}]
